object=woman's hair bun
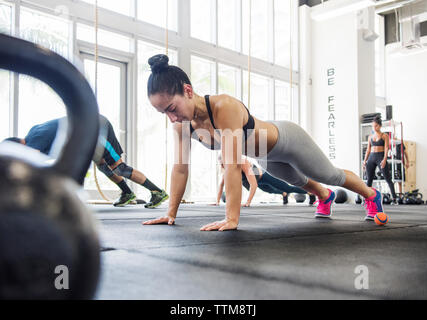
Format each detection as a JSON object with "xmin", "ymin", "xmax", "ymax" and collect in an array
[
  {"xmin": 374, "ymin": 115, "xmax": 382, "ymax": 125},
  {"xmin": 148, "ymin": 54, "xmax": 169, "ymax": 73}
]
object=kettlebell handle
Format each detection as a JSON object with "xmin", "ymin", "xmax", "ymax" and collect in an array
[{"xmin": 0, "ymin": 34, "xmax": 99, "ymax": 185}]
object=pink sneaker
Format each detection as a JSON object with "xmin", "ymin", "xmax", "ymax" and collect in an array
[
  {"xmin": 314, "ymin": 189, "xmax": 336, "ymax": 218},
  {"xmin": 364, "ymin": 188, "xmax": 384, "ymax": 221}
]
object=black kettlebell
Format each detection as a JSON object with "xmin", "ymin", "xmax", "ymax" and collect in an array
[
  {"xmin": 415, "ymin": 193, "xmax": 424, "ymax": 205},
  {"xmin": 334, "ymin": 189, "xmax": 348, "ymax": 204},
  {"xmin": 0, "ymin": 34, "xmax": 100, "ymax": 299},
  {"xmin": 355, "ymin": 194, "xmax": 362, "ymax": 204},
  {"xmin": 221, "ymin": 192, "xmax": 226, "ymax": 203},
  {"xmin": 294, "ymin": 194, "xmax": 306, "ymax": 203},
  {"xmin": 396, "ymin": 193, "xmax": 404, "ymax": 205},
  {"xmin": 382, "ymin": 193, "xmax": 392, "ymax": 205}
]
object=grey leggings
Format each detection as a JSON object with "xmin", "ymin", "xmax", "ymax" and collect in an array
[{"xmin": 256, "ymin": 121, "xmax": 346, "ymax": 188}]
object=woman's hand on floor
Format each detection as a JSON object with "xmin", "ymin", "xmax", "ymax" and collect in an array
[
  {"xmin": 142, "ymin": 216, "xmax": 175, "ymax": 226},
  {"xmin": 200, "ymin": 219, "xmax": 238, "ymax": 231}
]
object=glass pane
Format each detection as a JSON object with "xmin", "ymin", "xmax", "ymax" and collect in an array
[
  {"xmin": 218, "ymin": 0, "xmax": 239, "ymax": 51},
  {"xmin": 80, "ymin": 0, "xmax": 133, "ymax": 16},
  {"xmin": 0, "ymin": 70, "xmax": 10, "ymax": 141},
  {"xmin": 243, "ymin": 0, "xmax": 270, "ymax": 62},
  {"xmin": 0, "ymin": 3, "xmax": 11, "ymax": 35},
  {"xmin": 83, "ymin": 59, "xmax": 122, "ymax": 139},
  {"xmin": 76, "ymin": 23, "xmax": 134, "ymax": 53},
  {"xmin": 243, "ymin": 71, "xmax": 270, "ymax": 121},
  {"xmin": 190, "ymin": 56, "xmax": 218, "ymax": 201},
  {"xmin": 20, "ymin": 7, "xmax": 71, "ymax": 59},
  {"xmin": 137, "ymin": 41, "xmax": 177, "ymax": 200},
  {"xmin": 275, "ymin": 80, "xmax": 291, "ymax": 121},
  {"xmin": 18, "ymin": 8, "xmax": 71, "ymax": 138},
  {"xmin": 218, "ymin": 63, "xmax": 239, "ymax": 97},
  {"xmin": 0, "ymin": 4, "xmax": 11, "ymax": 140},
  {"xmin": 83, "ymin": 58, "xmax": 124, "ymax": 191},
  {"xmin": 138, "ymin": 0, "xmax": 178, "ymax": 31},
  {"xmin": 191, "ymin": 0, "xmax": 214, "ymax": 43},
  {"xmin": 191, "ymin": 56, "xmax": 216, "ymax": 94},
  {"xmin": 274, "ymin": 0, "xmax": 298, "ymax": 68},
  {"xmin": 18, "ymin": 75, "xmax": 66, "ymax": 138}
]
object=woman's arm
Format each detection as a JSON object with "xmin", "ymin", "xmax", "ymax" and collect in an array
[
  {"xmin": 216, "ymin": 175, "xmax": 225, "ymax": 205},
  {"xmin": 381, "ymin": 134, "xmax": 390, "ymax": 168},
  {"xmin": 363, "ymin": 135, "xmax": 372, "ymax": 167},
  {"xmin": 242, "ymin": 160, "xmax": 258, "ymax": 207},
  {"xmin": 143, "ymin": 123, "xmax": 190, "ymax": 225},
  {"xmin": 200, "ymin": 96, "xmax": 246, "ymax": 231}
]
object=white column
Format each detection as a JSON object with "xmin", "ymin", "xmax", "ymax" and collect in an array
[
  {"xmin": 309, "ymin": 6, "xmax": 376, "ymax": 180},
  {"xmin": 298, "ymin": 5, "xmax": 312, "ymax": 134}
]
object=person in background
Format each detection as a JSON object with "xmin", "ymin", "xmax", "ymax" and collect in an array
[
  {"xmin": 363, "ymin": 115, "xmax": 397, "ymax": 204},
  {"xmin": 216, "ymin": 155, "xmax": 314, "ymax": 207},
  {"xmin": 4, "ymin": 115, "xmax": 169, "ymax": 208}
]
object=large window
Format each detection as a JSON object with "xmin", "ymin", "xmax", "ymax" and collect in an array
[
  {"xmin": 76, "ymin": 23, "xmax": 134, "ymax": 53},
  {"xmin": 137, "ymin": 41, "xmax": 178, "ymax": 199},
  {"xmin": 243, "ymin": 71, "xmax": 271, "ymax": 121},
  {"xmin": 242, "ymin": 0, "xmax": 270, "ymax": 62},
  {"xmin": 81, "ymin": 0, "xmax": 133, "ymax": 17},
  {"xmin": 18, "ymin": 8, "xmax": 71, "ymax": 137},
  {"xmin": 83, "ymin": 56, "xmax": 127, "ymax": 191},
  {"xmin": 218, "ymin": 63, "xmax": 240, "ymax": 97},
  {"xmin": 0, "ymin": 70, "xmax": 10, "ymax": 141},
  {"xmin": 275, "ymin": 0, "xmax": 298, "ymax": 69},
  {"xmin": 80, "ymin": 0, "xmax": 178, "ymax": 31},
  {"xmin": 138, "ymin": 0, "xmax": 178, "ymax": 32},
  {"xmin": 218, "ymin": 0, "xmax": 240, "ymax": 51},
  {"xmin": 191, "ymin": 0, "xmax": 215, "ymax": 43},
  {"xmin": 275, "ymin": 80, "xmax": 292, "ymax": 121},
  {"xmin": 0, "ymin": 2, "xmax": 11, "ymax": 34},
  {"xmin": 20, "ymin": 7, "xmax": 70, "ymax": 59},
  {"xmin": 0, "ymin": 3, "xmax": 11, "ymax": 141},
  {"xmin": 190, "ymin": 55, "xmax": 218, "ymax": 201}
]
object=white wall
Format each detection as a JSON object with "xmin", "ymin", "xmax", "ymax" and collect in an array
[
  {"xmin": 310, "ymin": 10, "xmax": 376, "ymax": 177},
  {"xmin": 385, "ymin": 44, "xmax": 427, "ymax": 196}
]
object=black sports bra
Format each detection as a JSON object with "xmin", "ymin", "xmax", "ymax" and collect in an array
[
  {"xmin": 371, "ymin": 135, "xmax": 385, "ymax": 147},
  {"xmin": 189, "ymin": 95, "xmax": 255, "ymax": 150}
]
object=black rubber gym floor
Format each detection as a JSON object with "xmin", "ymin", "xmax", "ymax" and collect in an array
[{"xmin": 92, "ymin": 203, "xmax": 427, "ymax": 300}]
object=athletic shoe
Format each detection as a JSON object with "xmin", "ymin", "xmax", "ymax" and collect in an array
[
  {"xmin": 283, "ymin": 194, "xmax": 288, "ymax": 205},
  {"xmin": 314, "ymin": 189, "xmax": 336, "ymax": 218},
  {"xmin": 145, "ymin": 190, "xmax": 169, "ymax": 209},
  {"xmin": 114, "ymin": 192, "xmax": 136, "ymax": 207},
  {"xmin": 309, "ymin": 194, "xmax": 316, "ymax": 205},
  {"xmin": 364, "ymin": 188, "xmax": 384, "ymax": 221}
]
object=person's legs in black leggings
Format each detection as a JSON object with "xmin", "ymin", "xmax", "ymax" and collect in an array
[
  {"xmin": 257, "ymin": 183, "xmax": 282, "ymax": 195},
  {"xmin": 260, "ymin": 172, "xmax": 307, "ymax": 194},
  {"xmin": 381, "ymin": 161, "xmax": 397, "ymax": 199},
  {"xmin": 365, "ymin": 154, "xmax": 378, "ymax": 187}
]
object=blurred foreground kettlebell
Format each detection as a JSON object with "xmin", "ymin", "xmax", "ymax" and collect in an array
[{"xmin": 0, "ymin": 34, "xmax": 101, "ymax": 299}]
